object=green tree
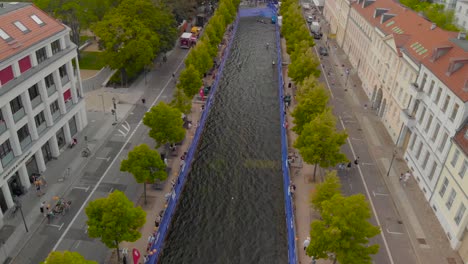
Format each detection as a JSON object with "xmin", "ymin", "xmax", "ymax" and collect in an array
[
  {"xmin": 120, "ymin": 144, "xmax": 167, "ymax": 205},
  {"xmin": 288, "ymin": 48, "xmax": 320, "ymax": 84},
  {"xmin": 34, "ymin": 0, "xmax": 94, "ymax": 57},
  {"xmin": 177, "ymin": 64, "xmax": 203, "ymax": 97},
  {"xmin": 85, "ymin": 190, "xmax": 146, "ymax": 262},
  {"xmin": 310, "ymin": 171, "xmax": 341, "ymax": 212},
  {"xmin": 171, "ymin": 87, "xmax": 192, "ymax": 115},
  {"xmin": 307, "ymin": 194, "xmax": 380, "ymax": 264},
  {"xmin": 292, "ymin": 78, "xmax": 329, "ymax": 135},
  {"xmin": 143, "ymin": 102, "xmax": 186, "ymax": 147},
  {"xmin": 41, "ymin": 251, "xmax": 97, "ymax": 264},
  {"xmin": 294, "ymin": 110, "xmax": 348, "ymax": 181},
  {"xmin": 185, "ymin": 41, "xmax": 213, "ymax": 77}
]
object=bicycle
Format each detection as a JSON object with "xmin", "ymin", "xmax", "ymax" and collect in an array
[{"xmin": 81, "ymin": 146, "xmax": 91, "ymax": 157}]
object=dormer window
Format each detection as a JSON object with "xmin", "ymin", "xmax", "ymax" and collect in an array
[
  {"xmin": 30, "ymin": 14, "xmax": 45, "ymax": 26},
  {"xmin": 0, "ymin": 29, "xmax": 13, "ymax": 42},
  {"xmin": 14, "ymin": 21, "xmax": 30, "ymax": 33},
  {"xmin": 446, "ymin": 58, "xmax": 468, "ymax": 76}
]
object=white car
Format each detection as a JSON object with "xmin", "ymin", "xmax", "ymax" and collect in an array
[{"xmin": 307, "ymin": 16, "xmax": 313, "ymax": 23}]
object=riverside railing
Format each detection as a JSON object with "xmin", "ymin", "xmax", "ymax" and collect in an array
[
  {"xmin": 268, "ymin": 1, "xmax": 299, "ymax": 263},
  {"xmin": 146, "ymin": 13, "xmax": 241, "ymax": 264}
]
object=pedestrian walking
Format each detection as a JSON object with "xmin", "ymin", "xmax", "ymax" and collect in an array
[
  {"xmin": 364, "ymin": 104, "xmax": 368, "ymax": 110},
  {"xmin": 141, "ymin": 98, "xmax": 146, "ymax": 104},
  {"xmin": 163, "ymin": 54, "xmax": 167, "ymax": 63},
  {"xmin": 347, "ymin": 162, "xmax": 352, "ymax": 170},
  {"xmin": 354, "ymin": 156, "xmax": 360, "ymax": 165},
  {"xmin": 155, "ymin": 215, "xmax": 161, "ymax": 227},
  {"xmin": 288, "ymin": 82, "xmax": 292, "ymax": 88},
  {"xmin": 35, "ymin": 180, "xmax": 43, "ymax": 196},
  {"xmin": 303, "ymin": 237, "xmax": 311, "ymax": 251},
  {"xmin": 172, "ymin": 72, "xmax": 176, "ymax": 79},
  {"xmin": 40, "ymin": 201, "xmax": 45, "ymax": 216}
]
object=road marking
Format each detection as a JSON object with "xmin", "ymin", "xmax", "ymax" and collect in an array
[
  {"xmin": 344, "ymin": 120, "xmax": 356, "ymax": 123},
  {"xmin": 72, "ymin": 186, "xmax": 90, "ymax": 192},
  {"xmin": 361, "ymin": 162, "xmax": 374, "ymax": 166},
  {"xmin": 74, "ymin": 240, "xmax": 81, "ymax": 249},
  {"xmin": 372, "ymin": 191, "xmax": 389, "ymax": 197},
  {"xmin": 338, "ymin": 115, "xmax": 395, "ymax": 264},
  {"xmin": 108, "ymin": 187, "xmax": 114, "ymax": 193},
  {"xmin": 96, "ymin": 157, "xmax": 110, "ymax": 162},
  {"xmin": 52, "ymin": 52, "xmax": 190, "ymax": 252},
  {"xmin": 386, "ymin": 228, "xmax": 404, "ymax": 235},
  {"xmin": 351, "ymin": 137, "xmax": 363, "ymax": 141},
  {"xmin": 48, "ymin": 223, "xmax": 64, "ymax": 230}
]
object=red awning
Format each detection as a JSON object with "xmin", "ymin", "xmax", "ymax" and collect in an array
[
  {"xmin": 63, "ymin": 89, "xmax": 71, "ymax": 101},
  {"xmin": 18, "ymin": 56, "xmax": 32, "ymax": 73},
  {"xmin": 0, "ymin": 66, "xmax": 14, "ymax": 86}
]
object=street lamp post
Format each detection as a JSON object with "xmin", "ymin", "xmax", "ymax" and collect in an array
[
  {"xmin": 112, "ymin": 97, "xmax": 117, "ymax": 125},
  {"xmin": 14, "ymin": 199, "xmax": 28, "ymax": 232},
  {"xmin": 386, "ymin": 149, "xmax": 398, "ymax": 177}
]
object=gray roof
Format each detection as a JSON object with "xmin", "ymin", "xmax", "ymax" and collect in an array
[{"xmin": 0, "ymin": 2, "xmax": 31, "ymax": 16}]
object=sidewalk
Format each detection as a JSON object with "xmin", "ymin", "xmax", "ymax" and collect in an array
[{"xmin": 321, "ymin": 34, "xmax": 462, "ymax": 264}]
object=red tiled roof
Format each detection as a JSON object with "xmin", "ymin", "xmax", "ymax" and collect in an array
[
  {"xmin": 0, "ymin": 3, "xmax": 66, "ymax": 63},
  {"xmin": 351, "ymin": 0, "xmax": 468, "ymax": 102}
]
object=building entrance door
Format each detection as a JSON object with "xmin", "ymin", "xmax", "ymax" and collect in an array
[
  {"xmin": 42, "ymin": 142, "xmax": 52, "ymax": 164},
  {"xmin": 8, "ymin": 172, "xmax": 23, "ymax": 197},
  {"xmin": 0, "ymin": 188, "xmax": 8, "ymax": 213},
  {"xmin": 26, "ymin": 155, "xmax": 39, "ymax": 183}
]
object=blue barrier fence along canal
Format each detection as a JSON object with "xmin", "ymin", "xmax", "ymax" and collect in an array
[{"xmin": 158, "ymin": 15, "xmax": 288, "ymax": 264}]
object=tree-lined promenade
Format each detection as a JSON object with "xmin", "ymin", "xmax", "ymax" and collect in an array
[{"xmin": 280, "ymin": 0, "xmax": 381, "ymax": 263}]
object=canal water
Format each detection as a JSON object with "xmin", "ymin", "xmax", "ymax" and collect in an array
[{"xmin": 159, "ymin": 16, "xmax": 287, "ymax": 264}]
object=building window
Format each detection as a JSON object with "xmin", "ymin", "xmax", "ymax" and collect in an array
[
  {"xmin": 13, "ymin": 21, "xmax": 30, "ymax": 33},
  {"xmin": 59, "ymin": 65, "xmax": 68, "ymax": 83},
  {"xmin": 17, "ymin": 124, "xmax": 31, "ymax": 149},
  {"xmin": 434, "ymin": 88, "xmax": 442, "ymax": 104},
  {"xmin": 0, "ymin": 110, "xmax": 6, "ymax": 134},
  {"xmin": 10, "ymin": 95, "xmax": 23, "ymax": 114},
  {"xmin": 30, "ymin": 14, "xmax": 45, "ymax": 25},
  {"xmin": 425, "ymin": 114, "xmax": 433, "ymax": 133},
  {"xmin": 460, "ymin": 161, "xmax": 467, "ymax": 179},
  {"xmin": 429, "ymin": 162, "xmax": 437, "ymax": 180},
  {"xmin": 450, "ymin": 103, "xmax": 459, "ymax": 121},
  {"xmin": 431, "ymin": 123, "xmax": 440, "ymax": 142},
  {"xmin": 438, "ymin": 132, "xmax": 448, "ymax": 152},
  {"xmin": 45, "ymin": 73, "xmax": 55, "ymax": 88},
  {"xmin": 442, "ymin": 95, "xmax": 451, "ymax": 113},
  {"xmin": 34, "ymin": 111, "xmax": 46, "ymax": 127},
  {"xmin": 28, "ymin": 84, "xmax": 40, "ymax": 100},
  {"xmin": 0, "ymin": 29, "xmax": 12, "ymax": 42},
  {"xmin": 422, "ymin": 151, "xmax": 429, "ymax": 169},
  {"xmin": 418, "ymin": 106, "xmax": 426, "ymax": 124},
  {"xmin": 439, "ymin": 178, "xmax": 449, "ymax": 197},
  {"xmin": 410, "ymin": 135, "xmax": 417, "ymax": 151},
  {"xmin": 420, "ymin": 73, "xmax": 427, "ymax": 89},
  {"xmin": 0, "ymin": 140, "xmax": 13, "ymax": 167},
  {"xmin": 446, "ymin": 189, "xmax": 457, "ymax": 210},
  {"xmin": 51, "ymin": 39, "xmax": 61, "ymax": 55},
  {"xmin": 451, "ymin": 150, "xmax": 460, "ymax": 167},
  {"xmin": 36, "ymin": 47, "xmax": 47, "ymax": 64},
  {"xmin": 416, "ymin": 142, "xmax": 423, "ymax": 159},
  {"xmin": 428, "ymin": 80, "xmax": 435, "ymax": 97},
  {"xmin": 50, "ymin": 100, "xmax": 60, "ymax": 121},
  {"xmin": 454, "ymin": 204, "xmax": 466, "ymax": 225}
]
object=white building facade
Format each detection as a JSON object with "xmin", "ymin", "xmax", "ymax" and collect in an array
[
  {"xmin": 0, "ymin": 2, "xmax": 87, "ymax": 221},
  {"xmin": 455, "ymin": 1, "xmax": 468, "ymax": 31}
]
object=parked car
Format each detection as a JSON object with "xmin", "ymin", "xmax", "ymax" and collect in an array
[
  {"xmin": 313, "ymin": 32, "xmax": 323, "ymax": 39},
  {"xmin": 307, "ymin": 16, "xmax": 313, "ymax": 23},
  {"xmin": 319, "ymin": 46, "xmax": 328, "ymax": 56}
]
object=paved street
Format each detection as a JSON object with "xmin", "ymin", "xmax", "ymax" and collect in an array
[{"xmin": 9, "ymin": 47, "xmax": 190, "ymax": 264}]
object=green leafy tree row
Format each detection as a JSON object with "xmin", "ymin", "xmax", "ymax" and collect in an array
[
  {"xmin": 93, "ymin": 0, "xmax": 178, "ymax": 84},
  {"xmin": 307, "ymin": 172, "xmax": 380, "ymax": 264},
  {"xmin": 85, "ymin": 190, "xmax": 146, "ymax": 262},
  {"xmin": 42, "ymin": 251, "xmax": 97, "ymax": 264}
]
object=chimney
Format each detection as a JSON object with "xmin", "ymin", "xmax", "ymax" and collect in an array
[
  {"xmin": 430, "ymin": 23, "xmax": 436, "ymax": 30},
  {"xmin": 458, "ymin": 32, "xmax": 467, "ymax": 40}
]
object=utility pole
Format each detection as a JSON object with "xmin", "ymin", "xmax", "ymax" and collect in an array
[{"xmin": 112, "ymin": 97, "xmax": 117, "ymax": 125}]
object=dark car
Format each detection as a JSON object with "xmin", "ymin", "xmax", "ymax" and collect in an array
[
  {"xmin": 313, "ymin": 32, "xmax": 323, "ymax": 39},
  {"xmin": 319, "ymin": 46, "xmax": 328, "ymax": 56}
]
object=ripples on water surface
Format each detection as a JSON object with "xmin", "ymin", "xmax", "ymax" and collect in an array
[{"xmin": 159, "ymin": 16, "xmax": 287, "ymax": 264}]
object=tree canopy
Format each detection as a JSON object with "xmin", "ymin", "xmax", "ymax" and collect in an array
[
  {"xmin": 143, "ymin": 102, "xmax": 186, "ymax": 147},
  {"xmin": 41, "ymin": 251, "xmax": 97, "ymax": 264},
  {"xmin": 307, "ymin": 193, "xmax": 380, "ymax": 264},
  {"xmin": 171, "ymin": 87, "xmax": 192, "ymax": 115},
  {"xmin": 291, "ymin": 77, "xmax": 329, "ymax": 135},
  {"xmin": 294, "ymin": 109, "xmax": 348, "ymax": 180},
  {"xmin": 85, "ymin": 190, "xmax": 146, "ymax": 261},
  {"xmin": 310, "ymin": 171, "xmax": 341, "ymax": 212},
  {"xmin": 121, "ymin": 144, "xmax": 167, "ymax": 204},
  {"xmin": 177, "ymin": 64, "xmax": 203, "ymax": 98}
]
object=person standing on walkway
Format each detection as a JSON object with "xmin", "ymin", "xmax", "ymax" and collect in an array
[
  {"xmin": 303, "ymin": 237, "xmax": 310, "ymax": 251},
  {"xmin": 172, "ymin": 72, "xmax": 176, "ymax": 80},
  {"xmin": 40, "ymin": 201, "xmax": 46, "ymax": 216},
  {"xmin": 354, "ymin": 156, "xmax": 360, "ymax": 165}
]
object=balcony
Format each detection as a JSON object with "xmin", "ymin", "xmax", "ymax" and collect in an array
[
  {"xmin": 36, "ymin": 122, "xmax": 47, "ymax": 136},
  {"xmin": 52, "ymin": 110, "xmax": 61, "ymax": 121},
  {"xmin": 31, "ymin": 96, "xmax": 42, "ymax": 109},
  {"xmin": 400, "ymin": 109, "xmax": 416, "ymax": 128},
  {"xmin": 1, "ymin": 152, "xmax": 14, "ymax": 167},
  {"xmin": 65, "ymin": 99, "xmax": 73, "ymax": 110},
  {"xmin": 47, "ymin": 85, "xmax": 56, "ymax": 97},
  {"xmin": 409, "ymin": 82, "xmax": 424, "ymax": 100},
  {"xmin": 12, "ymin": 108, "xmax": 25, "ymax": 122},
  {"xmin": 19, "ymin": 136, "xmax": 32, "ymax": 150}
]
